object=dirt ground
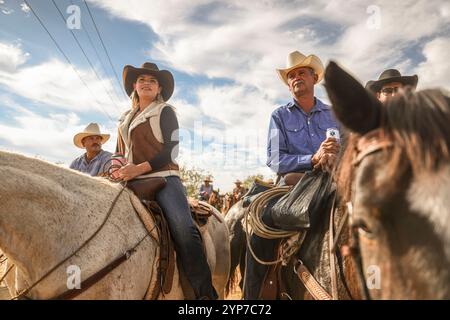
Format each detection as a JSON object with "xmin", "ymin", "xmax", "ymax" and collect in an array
[{"xmin": 224, "ymin": 268, "xmax": 243, "ymax": 300}]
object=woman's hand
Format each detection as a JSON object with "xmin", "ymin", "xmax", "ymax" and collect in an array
[{"xmin": 118, "ymin": 162, "xmax": 152, "ymax": 181}]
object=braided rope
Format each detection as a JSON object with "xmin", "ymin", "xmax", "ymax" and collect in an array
[{"xmin": 244, "ymin": 186, "xmax": 304, "ymax": 266}]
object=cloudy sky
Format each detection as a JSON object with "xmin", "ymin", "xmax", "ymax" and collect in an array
[{"xmin": 0, "ymin": 0, "xmax": 449, "ymax": 191}]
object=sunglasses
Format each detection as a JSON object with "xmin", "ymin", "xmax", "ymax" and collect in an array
[{"xmin": 380, "ymin": 87, "xmax": 401, "ymax": 96}]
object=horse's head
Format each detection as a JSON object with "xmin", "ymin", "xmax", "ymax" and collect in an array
[{"xmin": 325, "ymin": 62, "xmax": 450, "ymax": 299}]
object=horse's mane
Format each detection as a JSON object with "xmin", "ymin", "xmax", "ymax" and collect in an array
[{"xmin": 336, "ymin": 88, "xmax": 450, "ymax": 203}]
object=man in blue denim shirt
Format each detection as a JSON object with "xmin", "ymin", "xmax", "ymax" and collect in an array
[
  {"xmin": 244, "ymin": 51, "xmax": 340, "ymax": 299},
  {"xmin": 70, "ymin": 123, "xmax": 112, "ymax": 177},
  {"xmin": 267, "ymin": 51, "xmax": 340, "ymax": 177}
]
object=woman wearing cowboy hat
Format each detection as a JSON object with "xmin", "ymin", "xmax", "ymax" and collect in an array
[{"xmin": 115, "ymin": 62, "xmax": 217, "ymax": 299}]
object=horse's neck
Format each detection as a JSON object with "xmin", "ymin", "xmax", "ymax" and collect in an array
[{"xmin": 0, "ymin": 162, "xmax": 152, "ymax": 297}]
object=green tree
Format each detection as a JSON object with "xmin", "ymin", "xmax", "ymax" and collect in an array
[
  {"xmin": 179, "ymin": 166, "xmax": 213, "ymax": 198},
  {"xmin": 242, "ymin": 174, "xmax": 265, "ymax": 190}
]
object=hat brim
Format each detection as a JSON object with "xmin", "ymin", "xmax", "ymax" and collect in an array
[
  {"xmin": 276, "ymin": 55, "xmax": 324, "ymax": 85},
  {"xmin": 366, "ymin": 75, "xmax": 418, "ymax": 93},
  {"xmin": 123, "ymin": 65, "xmax": 174, "ymax": 101},
  {"xmin": 73, "ymin": 133, "xmax": 110, "ymax": 149}
]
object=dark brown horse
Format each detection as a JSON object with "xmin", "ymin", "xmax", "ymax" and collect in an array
[
  {"xmin": 326, "ymin": 61, "xmax": 450, "ymax": 299},
  {"xmin": 208, "ymin": 189, "xmax": 223, "ymax": 212},
  {"xmin": 226, "ymin": 63, "xmax": 450, "ymax": 300},
  {"xmin": 225, "ymin": 194, "xmax": 362, "ymax": 300}
]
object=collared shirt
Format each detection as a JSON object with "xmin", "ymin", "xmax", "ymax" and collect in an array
[
  {"xmin": 70, "ymin": 150, "xmax": 112, "ymax": 177},
  {"xmin": 199, "ymin": 184, "xmax": 213, "ymax": 199},
  {"xmin": 267, "ymin": 98, "xmax": 340, "ymax": 174}
]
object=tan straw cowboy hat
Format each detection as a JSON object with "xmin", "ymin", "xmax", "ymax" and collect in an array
[
  {"xmin": 122, "ymin": 62, "xmax": 174, "ymax": 101},
  {"xmin": 204, "ymin": 176, "xmax": 213, "ymax": 182},
  {"xmin": 234, "ymin": 179, "xmax": 242, "ymax": 184},
  {"xmin": 73, "ymin": 123, "xmax": 110, "ymax": 149},
  {"xmin": 277, "ymin": 51, "xmax": 325, "ymax": 85}
]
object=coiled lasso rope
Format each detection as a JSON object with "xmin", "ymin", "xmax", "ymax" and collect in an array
[{"xmin": 244, "ymin": 186, "xmax": 306, "ymax": 266}]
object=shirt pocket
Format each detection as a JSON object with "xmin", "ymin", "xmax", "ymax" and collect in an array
[{"xmin": 284, "ymin": 122, "xmax": 306, "ymax": 150}]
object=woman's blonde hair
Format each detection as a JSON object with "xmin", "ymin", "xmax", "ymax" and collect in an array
[{"xmin": 131, "ymin": 82, "xmax": 165, "ymax": 109}]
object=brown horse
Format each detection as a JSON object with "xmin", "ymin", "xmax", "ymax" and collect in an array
[
  {"xmin": 222, "ymin": 193, "xmax": 234, "ymax": 216},
  {"xmin": 225, "ymin": 194, "xmax": 362, "ymax": 300},
  {"xmin": 208, "ymin": 189, "xmax": 223, "ymax": 212},
  {"xmin": 325, "ymin": 61, "xmax": 450, "ymax": 299}
]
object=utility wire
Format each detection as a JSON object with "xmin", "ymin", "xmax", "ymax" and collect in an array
[
  {"xmin": 69, "ymin": 0, "xmax": 125, "ymax": 105},
  {"xmin": 23, "ymin": 0, "xmax": 116, "ymax": 122},
  {"xmin": 83, "ymin": 0, "xmax": 129, "ymax": 100},
  {"xmin": 51, "ymin": 0, "xmax": 122, "ymax": 113}
]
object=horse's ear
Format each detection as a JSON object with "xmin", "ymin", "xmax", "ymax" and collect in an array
[{"xmin": 324, "ymin": 61, "xmax": 382, "ymax": 134}]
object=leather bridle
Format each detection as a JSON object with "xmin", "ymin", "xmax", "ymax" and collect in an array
[{"xmin": 337, "ymin": 129, "xmax": 393, "ymax": 300}]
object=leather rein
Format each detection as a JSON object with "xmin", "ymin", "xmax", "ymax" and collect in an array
[
  {"xmin": 337, "ymin": 129, "xmax": 393, "ymax": 300},
  {"xmin": 10, "ymin": 181, "xmax": 158, "ymax": 300}
]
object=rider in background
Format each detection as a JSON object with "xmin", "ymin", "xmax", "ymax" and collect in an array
[{"xmin": 199, "ymin": 176, "xmax": 214, "ymax": 201}]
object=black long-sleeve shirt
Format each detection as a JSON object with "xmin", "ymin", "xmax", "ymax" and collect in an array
[{"xmin": 147, "ymin": 107, "xmax": 179, "ymax": 170}]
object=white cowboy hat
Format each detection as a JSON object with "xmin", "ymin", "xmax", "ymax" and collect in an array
[
  {"xmin": 73, "ymin": 123, "xmax": 110, "ymax": 149},
  {"xmin": 204, "ymin": 176, "xmax": 213, "ymax": 182},
  {"xmin": 276, "ymin": 51, "xmax": 324, "ymax": 86}
]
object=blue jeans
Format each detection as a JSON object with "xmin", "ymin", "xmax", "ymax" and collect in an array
[
  {"xmin": 156, "ymin": 176, "xmax": 218, "ymax": 299},
  {"xmin": 243, "ymin": 203, "xmax": 280, "ymax": 300}
]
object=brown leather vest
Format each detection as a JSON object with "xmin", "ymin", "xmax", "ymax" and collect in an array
[{"xmin": 117, "ymin": 116, "xmax": 179, "ymax": 175}]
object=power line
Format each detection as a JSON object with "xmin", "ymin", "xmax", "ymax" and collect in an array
[
  {"xmin": 68, "ymin": 0, "xmax": 125, "ymax": 104},
  {"xmin": 83, "ymin": 0, "xmax": 129, "ymax": 100},
  {"xmin": 23, "ymin": 0, "xmax": 116, "ymax": 122},
  {"xmin": 51, "ymin": 0, "xmax": 123, "ymax": 113}
]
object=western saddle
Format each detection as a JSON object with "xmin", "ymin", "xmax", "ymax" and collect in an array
[{"xmin": 126, "ymin": 177, "xmax": 220, "ymax": 299}]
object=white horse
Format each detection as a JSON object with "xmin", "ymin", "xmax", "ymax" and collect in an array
[{"xmin": 0, "ymin": 151, "xmax": 229, "ymax": 299}]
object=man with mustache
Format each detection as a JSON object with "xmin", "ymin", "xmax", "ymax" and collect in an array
[
  {"xmin": 70, "ymin": 123, "xmax": 112, "ymax": 177},
  {"xmin": 244, "ymin": 51, "xmax": 340, "ymax": 299},
  {"xmin": 267, "ymin": 51, "xmax": 340, "ymax": 176}
]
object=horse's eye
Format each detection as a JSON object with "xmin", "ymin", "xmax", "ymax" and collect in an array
[{"xmin": 353, "ymin": 219, "xmax": 375, "ymax": 239}]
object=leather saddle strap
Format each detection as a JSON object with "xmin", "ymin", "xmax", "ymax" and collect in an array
[
  {"xmin": 296, "ymin": 264, "xmax": 332, "ymax": 300},
  {"xmin": 329, "ymin": 195, "xmax": 339, "ymax": 300},
  {"xmin": 52, "ymin": 234, "xmax": 149, "ymax": 300}
]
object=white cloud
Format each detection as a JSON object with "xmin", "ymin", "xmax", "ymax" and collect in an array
[
  {"xmin": 0, "ymin": 41, "xmax": 128, "ymax": 119},
  {"xmin": 1, "ymin": 8, "xmax": 13, "ymax": 15},
  {"xmin": 91, "ymin": 0, "xmax": 449, "ymax": 98},
  {"xmin": 20, "ymin": 3, "xmax": 30, "ymax": 13},
  {"xmin": 0, "ymin": 42, "xmax": 29, "ymax": 72},
  {"xmin": 0, "ymin": 100, "xmax": 118, "ymax": 164},
  {"xmin": 415, "ymin": 37, "xmax": 450, "ymax": 90}
]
